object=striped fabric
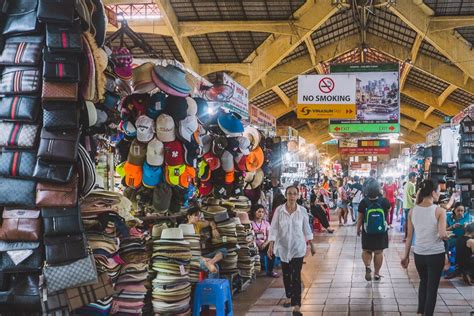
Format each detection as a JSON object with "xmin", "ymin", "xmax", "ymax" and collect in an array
[
  {"xmin": 0, "ymin": 67, "xmax": 41, "ymax": 94},
  {"xmin": 0, "ymin": 122, "xmax": 38, "ymax": 149},
  {"xmin": 0, "ymin": 41, "xmax": 42, "ymax": 66},
  {"xmin": 65, "ymin": 273, "xmax": 114, "ymax": 311}
]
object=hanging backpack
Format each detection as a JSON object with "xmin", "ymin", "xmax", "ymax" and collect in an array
[{"xmin": 364, "ymin": 199, "xmax": 387, "ymax": 234}]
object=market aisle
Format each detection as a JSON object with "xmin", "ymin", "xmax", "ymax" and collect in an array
[{"xmin": 236, "ymin": 220, "xmax": 473, "ymax": 316}]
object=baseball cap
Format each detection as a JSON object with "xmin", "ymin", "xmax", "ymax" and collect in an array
[
  {"xmin": 186, "ymin": 97, "xmax": 198, "ymax": 116},
  {"xmin": 142, "ymin": 162, "xmax": 163, "ymax": 188},
  {"xmin": 127, "ymin": 139, "xmax": 147, "ymax": 166},
  {"xmin": 115, "ymin": 161, "xmax": 126, "ymax": 177},
  {"xmin": 112, "ymin": 47, "xmax": 133, "ymax": 79},
  {"xmin": 123, "ymin": 161, "xmax": 142, "ymax": 189},
  {"xmin": 155, "ymin": 114, "xmax": 176, "ymax": 143},
  {"xmin": 179, "ymin": 165, "xmax": 196, "ymax": 189},
  {"xmin": 120, "ymin": 93, "xmax": 149, "ymax": 122},
  {"xmin": 201, "ymin": 134, "xmax": 212, "ymax": 155},
  {"xmin": 183, "ymin": 138, "xmax": 200, "ymax": 167},
  {"xmin": 212, "ymin": 136, "xmax": 228, "ymax": 157},
  {"xmin": 163, "ymin": 140, "xmax": 184, "ymax": 166},
  {"xmin": 234, "ymin": 153, "xmax": 248, "ymax": 172},
  {"xmin": 237, "ymin": 136, "xmax": 250, "ymax": 155},
  {"xmin": 153, "ymin": 182, "xmax": 172, "ymax": 212},
  {"xmin": 147, "ymin": 92, "xmax": 166, "ymax": 119},
  {"xmin": 146, "ymin": 138, "xmax": 164, "ymax": 166},
  {"xmin": 246, "ymin": 146, "xmax": 264, "ymax": 171},
  {"xmin": 198, "ymin": 160, "xmax": 211, "ymax": 182},
  {"xmin": 199, "ymin": 181, "xmax": 213, "ymax": 196},
  {"xmin": 165, "ymin": 164, "xmax": 186, "ymax": 186},
  {"xmin": 135, "ymin": 115, "xmax": 155, "ymax": 143},
  {"xmin": 203, "ymin": 152, "xmax": 220, "ymax": 171},
  {"xmin": 178, "ymin": 115, "xmax": 198, "ymax": 143},
  {"xmin": 163, "ymin": 95, "xmax": 188, "ymax": 121},
  {"xmin": 119, "ymin": 120, "xmax": 137, "ymax": 138},
  {"xmin": 221, "ymin": 150, "xmax": 234, "ymax": 172}
]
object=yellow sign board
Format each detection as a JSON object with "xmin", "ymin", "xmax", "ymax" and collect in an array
[{"xmin": 297, "ymin": 104, "xmax": 357, "ymax": 119}]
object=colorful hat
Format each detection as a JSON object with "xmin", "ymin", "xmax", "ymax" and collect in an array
[
  {"xmin": 112, "ymin": 47, "xmax": 133, "ymax": 79},
  {"xmin": 119, "ymin": 120, "xmax": 136, "ymax": 138},
  {"xmin": 212, "ymin": 136, "xmax": 228, "ymax": 157},
  {"xmin": 178, "ymin": 115, "xmax": 198, "ymax": 143},
  {"xmin": 153, "ymin": 64, "xmax": 191, "ymax": 96},
  {"xmin": 165, "ymin": 164, "xmax": 186, "ymax": 186},
  {"xmin": 120, "ymin": 93, "xmax": 149, "ymax": 121},
  {"xmin": 124, "ymin": 161, "xmax": 142, "ymax": 189},
  {"xmin": 127, "ymin": 139, "xmax": 147, "ymax": 166},
  {"xmin": 246, "ymin": 146, "xmax": 264, "ymax": 171},
  {"xmin": 217, "ymin": 112, "xmax": 244, "ymax": 135},
  {"xmin": 221, "ymin": 150, "xmax": 234, "ymax": 172},
  {"xmin": 151, "ymin": 70, "xmax": 189, "ymax": 97},
  {"xmin": 199, "ymin": 181, "xmax": 213, "ymax": 196},
  {"xmin": 135, "ymin": 115, "xmax": 155, "ymax": 143},
  {"xmin": 163, "ymin": 95, "xmax": 188, "ymax": 121},
  {"xmin": 115, "ymin": 161, "xmax": 126, "ymax": 177},
  {"xmin": 156, "ymin": 114, "xmax": 175, "ymax": 143},
  {"xmin": 234, "ymin": 153, "xmax": 248, "ymax": 172},
  {"xmin": 243, "ymin": 126, "xmax": 261, "ymax": 151},
  {"xmin": 142, "ymin": 162, "xmax": 163, "ymax": 188},
  {"xmin": 203, "ymin": 152, "xmax": 220, "ymax": 171},
  {"xmin": 146, "ymin": 138, "xmax": 164, "ymax": 166},
  {"xmin": 147, "ymin": 92, "xmax": 166, "ymax": 119},
  {"xmin": 179, "ymin": 165, "xmax": 196, "ymax": 189},
  {"xmin": 164, "ymin": 140, "xmax": 184, "ymax": 166},
  {"xmin": 132, "ymin": 62, "xmax": 155, "ymax": 94}
]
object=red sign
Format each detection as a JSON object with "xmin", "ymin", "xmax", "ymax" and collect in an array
[
  {"xmin": 249, "ymin": 104, "xmax": 276, "ymax": 131},
  {"xmin": 318, "ymin": 77, "xmax": 335, "ymax": 93},
  {"xmin": 339, "ymin": 147, "xmax": 390, "ymax": 155}
]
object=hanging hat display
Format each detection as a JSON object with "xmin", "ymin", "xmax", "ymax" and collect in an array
[
  {"xmin": 156, "ymin": 114, "xmax": 176, "ymax": 143},
  {"xmin": 152, "ymin": 64, "xmax": 191, "ymax": 96},
  {"xmin": 217, "ymin": 112, "xmax": 244, "ymax": 136},
  {"xmin": 163, "ymin": 95, "xmax": 189, "ymax": 121}
]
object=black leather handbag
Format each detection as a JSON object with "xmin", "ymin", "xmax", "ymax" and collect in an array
[
  {"xmin": 37, "ymin": 128, "xmax": 80, "ymax": 162},
  {"xmin": 0, "ymin": 177, "xmax": 36, "ymax": 207},
  {"xmin": 0, "ymin": 66, "xmax": 41, "ymax": 95},
  {"xmin": 44, "ymin": 234, "xmax": 87, "ymax": 265},
  {"xmin": 32, "ymin": 158, "xmax": 75, "ymax": 183},
  {"xmin": 42, "ymin": 100, "xmax": 81, "ymax": 111},
  {"xmin": 0, "ymin": 96, "xmax": 40, "ymax": 122},
  {"xmin": 43, "ymin": 48, "xmax": 80, "ymax": 82},
  {"xmin": 46, "ymin": 20, "xmax": 83, "ymax": 53},
  {"xmin": 0, "ymin": 241, "xmax": 42, "ymax": 273},
  {"xmin": 0, "ymin": 273, "xmax": 42, "ymax": 313},
  {"xmin": 37, "ymin": 0, "xmax": 74, "ymax": 25},
  {"xmin": 2, "ymin": 0, "xmax": 39, "ymax": 36},
  {"xmin": 42, "ymin": 207, "xmax": 84, "ymax": 237},
  {"xmin": 0, "ymin": 150, "xmax": 36, "ymax": 179},
  {"xmin": 43, "ymin": 107, "xmax": 80, "ymax": 131},
  {"xmin": 0, "ymin": 35, "xmax": 44, "ymax": 66}
]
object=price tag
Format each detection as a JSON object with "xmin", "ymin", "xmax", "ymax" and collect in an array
[
  {"xmin": 222, "ymin": 236, "xmax": 227, "ymax": 243},
  {"xmin": 179, "ymin": 265, "xmax": 186, "ymax": 276}
]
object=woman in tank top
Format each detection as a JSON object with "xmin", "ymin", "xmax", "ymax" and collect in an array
[{"xmin": 401, "ymin": 179, "xmax": 448, "ymax": 316}]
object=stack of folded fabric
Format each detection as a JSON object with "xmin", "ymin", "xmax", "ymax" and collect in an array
[
  {"xmin": 238, "ymin": 211, "xmax": 260, "ymax": 274},
  {"xmin": 235, "ymin": 217, "xmax": 254, "ymax": 278},
  {"xmin": 151, "ymin": 228, "xmax": 192, "ymax": 315},
  {"xmin": 113, "ymin": 238, "xmax": 149, "ymax": 314},
  {"xmin": 179, "ymin": 224, "xmax": 201, "ymax": 283}
]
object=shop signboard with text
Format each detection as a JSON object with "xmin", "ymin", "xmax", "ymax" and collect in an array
[
  {"xmin": 249, "ymin": 104, "xmax": 276, "ymax": 132},
  {"xmin": 329, "ymin": 64, "xmax": 400, "ymax": 133},
  {"xmin": 339, "ymin": 139, "xmax": 390, "ymax": 155},
  {"xmin": 222, "ymin": 73, "xmax": 249, "ymax": 121},
  {"xmin": 297, "ymin": 74, "xmax": 356, "ymax": 119}
]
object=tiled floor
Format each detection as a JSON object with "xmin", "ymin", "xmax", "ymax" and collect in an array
[{"xmin": 234, "ymin": 217, "xmax": 473, "ymax": 316}]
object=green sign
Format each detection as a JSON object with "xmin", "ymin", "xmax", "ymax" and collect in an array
[
  {"xmin": 329, "ymin": 123, "xmax": 400, "ymax": 133},
  {"xmin": 330, "ymin": 63, "xmax": 399, "ymax": 73}
]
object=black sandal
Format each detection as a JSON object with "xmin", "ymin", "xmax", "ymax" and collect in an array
[
  {"xmin": 374, "ymin": 274, "xmax": 382, "ymax": 281},
  {"xmin": 283, "ymin": 299, "xmax": 291, "ymax": 308},
  {"xmin": 365, "ymin": 267, "xmax": 372, "ymax": 281}
]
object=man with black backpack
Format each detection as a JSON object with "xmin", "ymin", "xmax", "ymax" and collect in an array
[{"xmin": 356, "ymin": 179, "xmax": 391, "ymax": 281}]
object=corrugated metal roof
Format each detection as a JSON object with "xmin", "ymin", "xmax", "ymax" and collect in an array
[
  {"xmin": 423, "ymin": 0, "xmax": 474, "ymax": 16},
  {"xmin": 448, "ymin": 89, "xmax": 474, "ymax": 107},
  {"xmin": 251, "ymin": 90, "xmax": 281, "ymax": 108},
  {"xmin": 405, "ymin": 67, "xmax": 450, "ymax": 95},
  {"xmin": 311, "ymin": 9, "xmax": 359, "ymax": 49},
  {"xmin": 367, "ymin": 8, "xmax": 417, "ymax": 49},
  {"xmin": 419, "ymin": 41, "xmax": 451, "ymax": 64},
  {"xmin": 188, "ymin": 32, "xmax": 269, "ymax": 63},
  {"xmin": 170, "ymin": 0, "xmax": 305, "ymax": 21},
  {"xmin": 278, "ymin": 42, "xmax": 308, "ymax": 66},
  {"xmin": 456, "ymin": 26, "xmax": 474, "ymax": 46},
  {"xmin": 401, "ymin": 94, "xmax": 430, "ymax": 112}
]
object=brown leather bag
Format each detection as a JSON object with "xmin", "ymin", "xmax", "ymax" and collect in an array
[
  {"xmin": 41, "ymin": 80, "xmax": 78, "ymax": 102},
  {"xmin": 35, "ymin": 175, "xmax": 78, "ymax": 207},
  {"xmin": 0, "ymin": 208, "xmax": 41, "ymax": 241}
]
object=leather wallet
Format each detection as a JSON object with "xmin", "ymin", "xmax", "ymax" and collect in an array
[
  {"xmin": 37, "ymin": 0, "xmax": 74, "ymax": 25},
  {"xmin": 0, "ymin": 177, "xmax": 37, "ymax": 208},
  {"xmin": 43, "ymin": 48, "xmax": 80, "ymax": 82},
  {"xmin": 35, "ymin": 175, "xmax": 78, "ymax": 208},
  {"xmin": 37, "ymin": 128, "xmax": 80, "ymax": 162},
  {"xmin": 42, "ymin": 100, "xmax": 81, "ymax": 111},
  {"xmin": 0, "ymin": 150, "xmax": 36, "ymax": 179},
  {"xmin": 42, "ymin": 207, "xmax": 84, "ymax": 237},
  {"xmin": 0, "ymin": 96, "xmax": 40, "ymax": 122},
  {"xmin": 0, "ymin": 241, "xmax": 42, "ymax": 273},
  {"xmin": 0, "ymin": 208, "xmax": 41, "ymax": 241},
  {"xmin": 0, "ymin": 122, "xmax": 39, "ymax": 149},
  {"xmin": 43, "ymin": 107, "xmax": 80, "ymax": 131},
  {"xmin": 2, "ymin": 0, "xmax": 39, "ymax": 36},
  {"xmin": 32, "ymin": 159, "xmax": 74, "ymax": 183},
  {"xmin": 0, "ymin": 273, "xmax": 42, "ymax": 313},
  {"xmin": 44, "ymin": 234, "xmax": 87, "ymax": 265},
  {"xmin": 0, "ymin": 35, "xmax": 44, "ymax": 66},
  {"xmin": 0, "ymin": 66, "xmax": 41, "ymax": 95},
  {"xmin": 46, "ymin": 20, "xmax": 83, "ymax": 53},
  {"xmin": 41, "ymin": 80, "xmax": 78, "ymax": 102}
]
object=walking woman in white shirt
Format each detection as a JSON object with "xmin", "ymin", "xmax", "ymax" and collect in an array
[
  {"xmin": 268, "ymin": 185, "xmax": 315, "ymax": 315},
  {"xmin": 401, "ymin": 179, "xmax": 449, "ymax": 316}
]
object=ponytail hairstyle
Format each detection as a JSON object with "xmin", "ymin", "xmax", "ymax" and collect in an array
[{"xmin": 416, "ymin": 179, "xmax": 438, "ymax": 205}]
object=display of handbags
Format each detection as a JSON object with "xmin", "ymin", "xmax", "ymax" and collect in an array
[
  {"xmin": 2, "ymin": 0, "xmax": 39, "ymax": 36},
  {"xmin": 38, "ymin": 128, "xmax": 80, "ymax": 162},
  {"xmin": 44, "ymin": 234, "xmax": 88, "ymax": 265},
  {"xmin": 0, "ymin": 150, "xmax": 37, "ymax": 178},
  {"xmin": 42, "ymin": 207, "xmax": 83, "ymax": 237},
  {"xmin": 0, "ymin": 208, "xmax": 41, "ymax": 241},
  {"xmin": 33, "ymin": 158, "xmax": 75, "ymax": 183},
  {"xmin": 35, "ymin": 175, "xmax": 78, "ymax": 207},
  {"xmin": 0, "ymin": 96, "xmax": 40, "ymax": 122}
]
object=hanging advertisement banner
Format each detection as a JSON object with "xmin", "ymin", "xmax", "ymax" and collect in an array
[
  {"xmin": 329, "ymin": 64, "xmax": 400, "ymax": 133},
  {"xmin": 339, "ymin": 139, "xmax": 390, "ymax": 155},
  {"xmin": 222, "ymin": 73, "xmax": 249, "ymax": 120},
  {"xmin": 249, "ymin": 104, "xmax": 276, "ymax": 132},
  {"xmin": 297, "ymin": 74, "xmax": 356, "ymax": 119}
]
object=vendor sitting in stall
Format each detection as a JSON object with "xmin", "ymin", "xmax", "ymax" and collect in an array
[
  {"xmin": 445, "ymin": 202, "xmax": 471, "ymax": 278},
  {"xmin": 185, "ymin": 207, "xmax": 227, "ymax": 277},
  {"xmin": 456, "ymin": 222, "xmax": 474, "ymax": 285}
]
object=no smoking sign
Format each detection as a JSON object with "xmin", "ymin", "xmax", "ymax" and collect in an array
[{"xmin": 318, "ymin": 77, "xmax": 335, "ymax": 93}]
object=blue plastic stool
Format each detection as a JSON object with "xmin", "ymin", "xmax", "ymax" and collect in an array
[
  {"xmin": 261, "ymin": 256, "xmax": 282, "ymax": 272},
  {"xmin": 192, "ymin": 279, "xmax": 233, "ymax": 316}
]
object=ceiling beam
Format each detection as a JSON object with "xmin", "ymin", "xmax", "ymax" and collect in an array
[
  {"xmin": 153, "ymin": 0, "xmax": 200, "ymax": 70},
  {"xmin": 429, "ymin": 15, "xmax": 474, "ymax": 32},
  {"xmin": 400, "ymin": 126, "xmax": 426, "ymax": 144},
  {"xmin": 272, "ymin": 86, "xmax": 291, "ymax": 107},
  {"xmin": 400, "ymin": 102, "xmax": 443, "ymax": 128},
  {"xmin": 250, "ymin": 34, "xmax": 360, "ymax": 99},
  {"xmin": 200, "ymin": 63, "xmax": 251, "ymax": 76},
  {"xmin": 437, "ymin": 83, "xmax": 457, "ymax": 106},
  {"xmin": 304, "ymin": 37, "xmax": 318, "ymax": 68},
  {"xmin": 410, "ymin": 33, "xmax": 423, "ymax": 62},
  {"xmin": 179, "ymin": 20, "xmax": 296, "ymax": 37},
  {"xmin": 234, "ymin": 1, "xmax": 338, "ymax": 89},
  {"xmin": 106, "ymin": 22, "xmax": 171, "ymax": 36},
  {"xmin": 366, "ymin": 33, "xmax": 474, "ymax": 95},
  {"xmin": 402, "ymin": 85, "xmax": 463, "ymax": 117},
  {"xmin": 389, "ymin": 1, "xmax": 474, "ymax": 79}
]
